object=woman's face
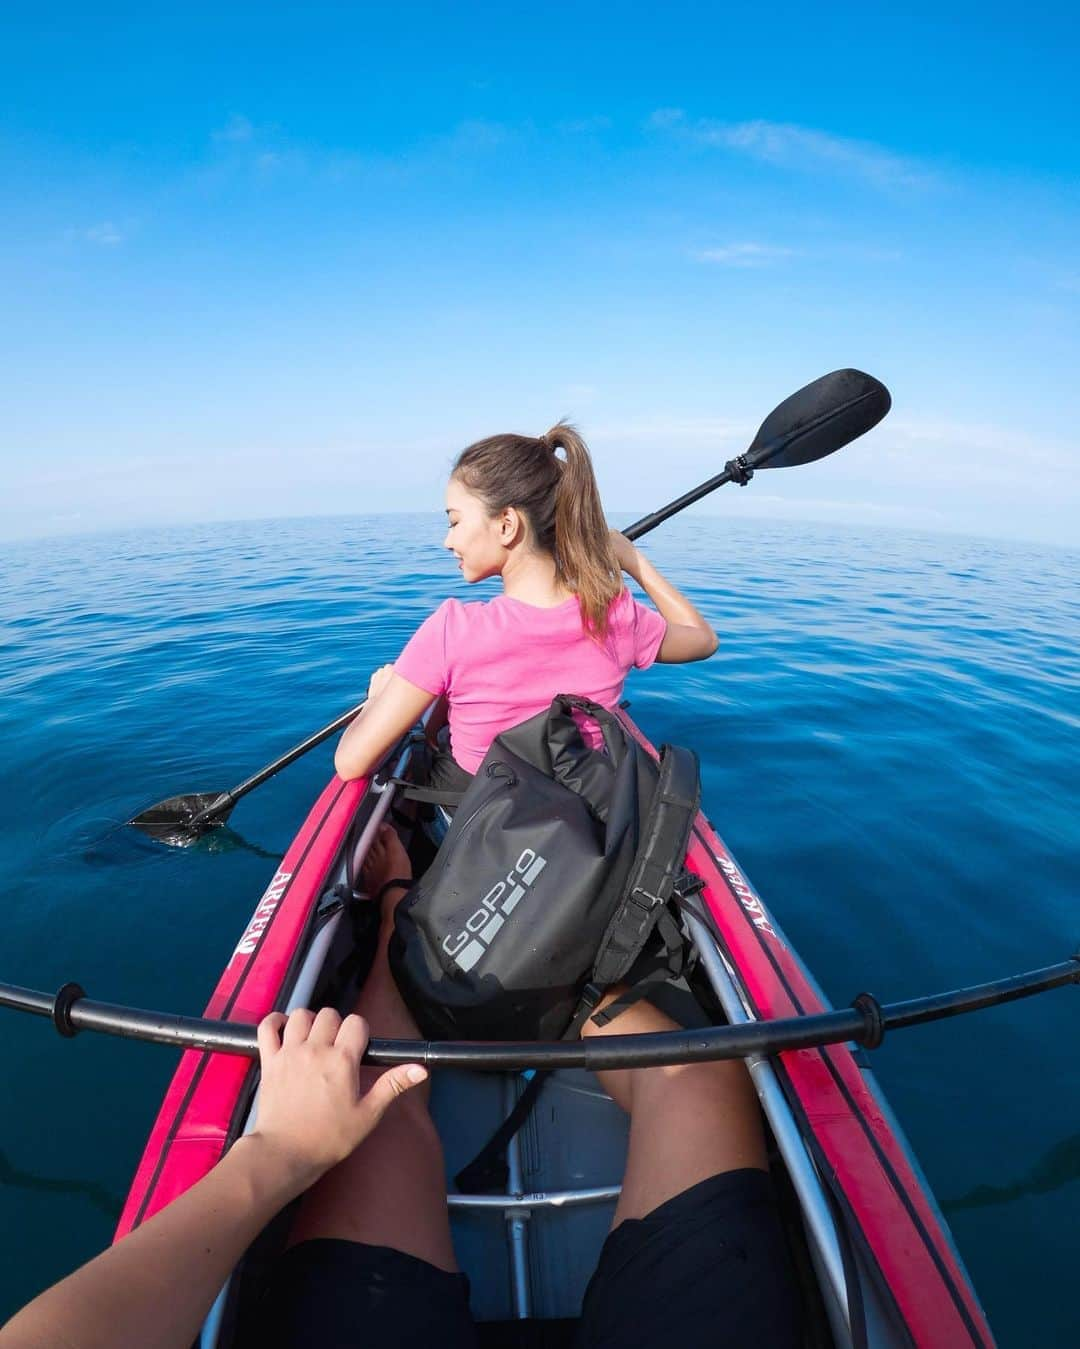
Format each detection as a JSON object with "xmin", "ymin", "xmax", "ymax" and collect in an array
[{"xmin": 444, "ymin": 477, "xmax": 517, "ymax": 582}]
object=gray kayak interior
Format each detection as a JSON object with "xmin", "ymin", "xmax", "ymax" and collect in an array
[
  {"xmin": 435, "ymin": 975, "xmax": 710, "ymax": 1324},
  {"xmin": 437, "ymin": 1065, "xmax": 626, "ymax": 1322}
]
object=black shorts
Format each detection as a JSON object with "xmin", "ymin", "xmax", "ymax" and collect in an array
[
  {"xmin": 578, "ymin": 1169, "xmax": 801, "ymax": 1348},
  {"xmin": 253, "ymin": 1169, "xmax": 800, "ymax": 1349}
]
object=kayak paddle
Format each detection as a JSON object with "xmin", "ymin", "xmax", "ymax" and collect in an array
[
  {"xmin": 624, "ymin": 367, "xmax": 890, "ymax": 541},
  {"xmin": 127, "ymin": 367, "xmax": 889, "ymax": 846},
  {"xmin": 128, "ymin": 700, "xmax": 365, "ymax": 845}
]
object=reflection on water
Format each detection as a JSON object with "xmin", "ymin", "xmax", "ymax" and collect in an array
[
  {"xmin": 944, "ymin": 1133, "xmax": 1080, "ymax": 1212},
  {"xmin": 0, "ymin": 1148, "xmax": 122, "ymax": 1222},
  {"xmin": 81, "ymin": 819, "xmax": 281, "ymax": 864}
]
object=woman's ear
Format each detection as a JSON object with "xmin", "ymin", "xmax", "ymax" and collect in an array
[{"xmin": 498, "ymin": 506, "xmax": 524, "ymax": 545}]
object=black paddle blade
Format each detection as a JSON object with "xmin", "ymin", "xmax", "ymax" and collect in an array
[
  {"xmin": 128, "ymin": 792, "xmax": 232, "ymax": 847},
  {"xmin": 747, "ymin": 368, "xmax": 891, "ymax": 471}
]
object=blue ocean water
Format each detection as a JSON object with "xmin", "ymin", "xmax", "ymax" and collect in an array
[{"xmin": 0, "ymin": 514, "xmax": 1076, "ymax": 1344}]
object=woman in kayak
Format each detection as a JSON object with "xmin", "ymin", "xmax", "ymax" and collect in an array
[{"xmin": 333, "ymin": 423, "xmax": 718, "ymax": 784}]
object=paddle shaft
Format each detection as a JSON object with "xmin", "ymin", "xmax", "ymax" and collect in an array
[
  {"xmin": 138, "ymin": 369, "xmax": 890, "ymax": 835},
  {"xmin": 167, "ymin": 460, "xmax": 723, "ymax": 823},
  {"xmin": 177, "ymin": 454, "xmax": 757, "ymax": 822},
  {"xmin": 165, "ymin": 441, "xmax": 747, "ymax": 825},
  {"xmin": 3, "ymin": 955, "xmax": 1075, "ymax": 1071},
  {"xmin": 186, "ymin": 700, "xmax": 366, "ymax": 827},
  {"xmin": 624, "ymin": 463, "xmax": 744, "ymax": 542}
]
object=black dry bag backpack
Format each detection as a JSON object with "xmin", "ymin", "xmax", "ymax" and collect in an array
[{"xmin": 388, "ymin": 694, "xmax": 699, "ymax": 1043}]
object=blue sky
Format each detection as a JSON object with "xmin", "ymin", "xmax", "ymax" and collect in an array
[{"xmin": 2, "ymin": 2, "xmax": 1078, "ymax": 546}]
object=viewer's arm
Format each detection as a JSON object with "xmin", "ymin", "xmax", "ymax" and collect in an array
[
  {"xmin": 0, "ymin": 1010, "xmax": 426, "ymax": 1349},
  {"xmin": 610, "ymin": 531, "xmax": 718, "ymax": 662},
  {"xmin": 334, "ymin": 665, "xmax": 435, "ymax": 780}
]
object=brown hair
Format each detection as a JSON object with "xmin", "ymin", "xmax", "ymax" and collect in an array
[{"xmin": 452, "ymin": 422, "xmax": 622, "ymax": 637}]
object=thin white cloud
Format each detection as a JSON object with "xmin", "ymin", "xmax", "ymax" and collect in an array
[
  {"xmin": 84, "ymin": 221, "xmax": 124, "ymax": 245},
  {"xmin": 729, "ymin": 492, "xmax": 953, "ymax": 526},
  {"xmin": 695, "ymin": 242, "xmax": 797, "ymax": 267},
  {"xmin": 649, "ymin": 108, "xmax": 686, "ymax": 132},
  {"xmin": 557, "ymin": 115, "xmax": 613, "ymax": 134},
  {"xmin": 213, "ymin": 113, "xmax": 255, "ymax": 143},
  {"xmin": 592, "ymin": 416, "xmax": 754, "ymax": 446},
  {"xmin": 886, "ymin": 416, "xmax": 1075, "ymax": 479},
  {"xmin": 196, "ymin": 116, "xmax": 510, "ymax": 191},
  {"xmin": 442, "ymin": 119, "xmax": 511, "ymax": 154},
  {"xmin": 650, "ymin": 110, "xmax": 936, "ymax": 191}
]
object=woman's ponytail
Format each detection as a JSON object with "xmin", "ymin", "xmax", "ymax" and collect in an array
[
  {"xmin": 543, "ymin": 423, "xmax": 621, "ymax": 637},
  {"xmin": 452, "ymin": 420, "xmax": 622, "ymax": 637}
]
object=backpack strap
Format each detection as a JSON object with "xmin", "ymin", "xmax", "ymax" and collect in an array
[
  {"xmin": 453, "ymin": 982, "xmax": 608, "ymax": 1195},
  {"xmin": 397, "ymin": 783, "xmax": 469, "ymax": 807},
  {"xmin": 392, "ymin": 740, "xmax": 475, "ymax": 809},
  {"xmin": 454, "ymin": 1070, "xmax": 547, "ymax": 1194},
  {"xmin": 590, "ymin": 743, "xmax": 701, "ymax": 991},
  {"xmin": 588, "ymin": 904, "xmax": 691, "ymax": 1027}
]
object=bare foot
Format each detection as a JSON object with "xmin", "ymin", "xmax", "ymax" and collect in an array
[{"xmin": 360, "ymin": 824, "xmax": 413, "ymax": 907}]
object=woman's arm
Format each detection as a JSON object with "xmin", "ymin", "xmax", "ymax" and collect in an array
[
  {"xmin": 334, "ymin": 666, "xmax": 436, "ymax": 780},
  {"xmin": 609, "ymin": 531, "xmax": 718, "ymax": 663},
  {"xmin": 0, "ymin": 1010, "xmax": 426, "ymax": 1349}
]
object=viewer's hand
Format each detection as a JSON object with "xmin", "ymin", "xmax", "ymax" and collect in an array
[
  {"xmin": 609, "ymin": 529, "xmax": 641, "ymax": 579},
  {"xmin": 251, "ymin": 1008, "xmax": 427, "ymax": 1188},
  {"xmin": 367, "ymin": 663, "xmax": 395, "ymax": 700}
]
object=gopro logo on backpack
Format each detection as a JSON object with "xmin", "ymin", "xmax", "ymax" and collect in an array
[{"xmin": 442, "ymin": 848, "xmax": 547, "ymax": 973}]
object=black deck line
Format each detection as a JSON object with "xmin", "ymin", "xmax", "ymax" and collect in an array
[
  {"xmin": 690, "ymin": 820, "xmax": 916, "ymax": 1349},
  {"xmin": 695, "ymin": 822, "xmax": 991, "ymax": 1344},
  {"xmin": 805, "ymin": 1048, "xmax": 987, "ymax": 1346}
]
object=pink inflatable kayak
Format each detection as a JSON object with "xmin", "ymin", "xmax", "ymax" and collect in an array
[{"xmin": 116, "ymin": 715, "xmax": 994, "ymax": 1348}]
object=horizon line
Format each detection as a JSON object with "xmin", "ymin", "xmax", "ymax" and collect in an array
[{"xmin": 0, "ymin": 508, "xmax": 1075, "ymax": 557}]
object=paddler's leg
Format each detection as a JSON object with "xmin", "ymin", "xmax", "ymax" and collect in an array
[
  {"xmin": 581, "ymin": 988, "xmax": 767, "ymax": 1227},
  {"xmin": 577, "ymin": 992, "xmax": 801, "ymax": 1348},
  {"xmin": 285, "ymin": 826, "xmax": 458, "ymax": 1273},
  {"xmin": 347, "ymin": 824, "xmax": 431, "ymax": 1047}
]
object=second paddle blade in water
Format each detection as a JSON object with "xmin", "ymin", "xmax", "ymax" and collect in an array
[{"xmin": 128, "ymin": 791, "xmax": 231, "ymax": 846}]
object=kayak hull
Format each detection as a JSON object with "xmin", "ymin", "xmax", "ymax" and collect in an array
[{"xmin": 116, "ymin": 719, "xmax": 994, "ymax": 1347}]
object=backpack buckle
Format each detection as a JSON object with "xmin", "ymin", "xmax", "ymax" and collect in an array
[
  {"xmin": 629, "ymin": 884, "xmax": 663, "ymax": 912},
  {"xmin": 579, "ymin": 981, "xmax": 605, "ymax": 1011},
  {"xmin": 672, "ymin": 872, "xmax": 705, "ymax": 900}
]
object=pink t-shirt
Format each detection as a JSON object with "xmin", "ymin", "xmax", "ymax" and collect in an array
[{"xmin": 394, "ymin": 589, "xmax": 668, "ymax": 773}]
